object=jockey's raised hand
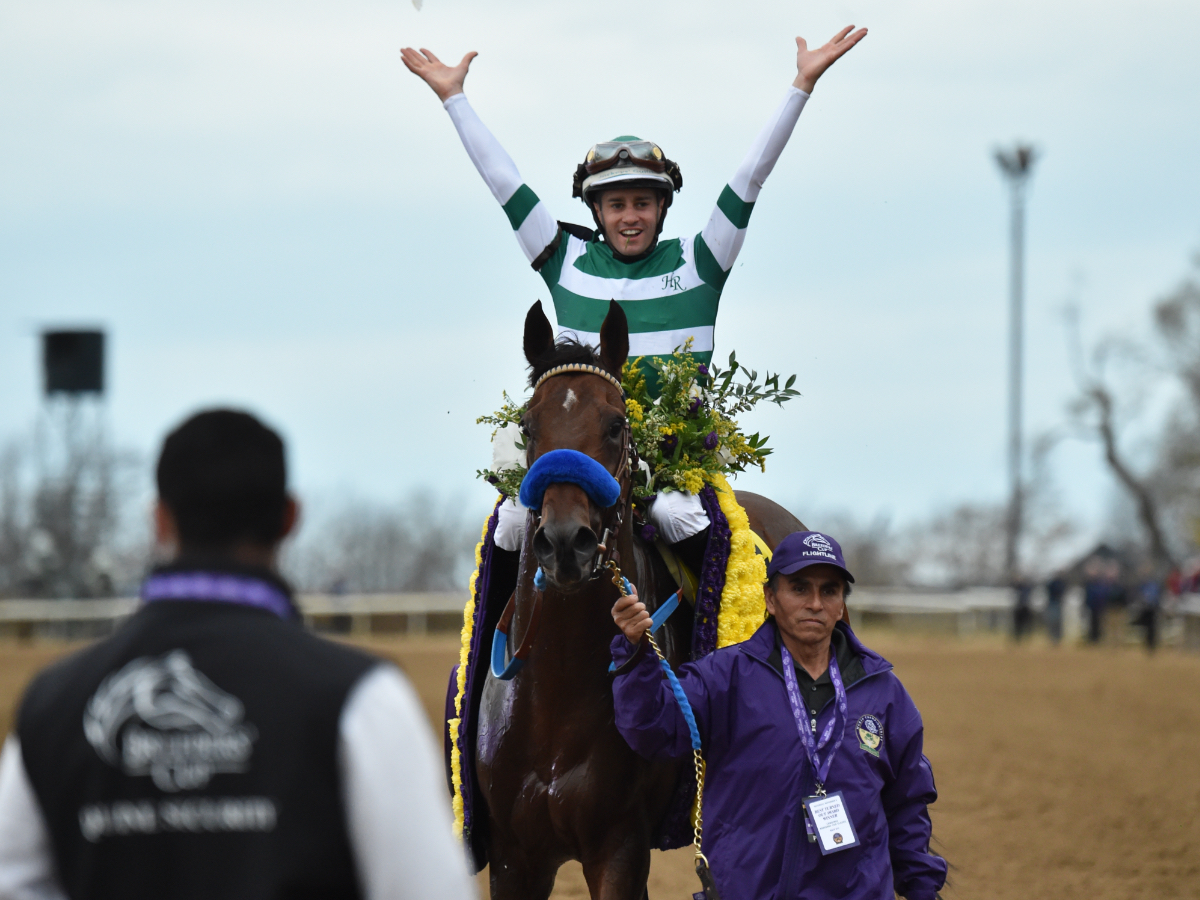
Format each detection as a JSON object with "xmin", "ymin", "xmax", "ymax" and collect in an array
[
  {"xmin": 612, "ymin": 585, "xmax": 652, "ymax": 646},
  {"xmin": 794, "ymin": 26, "xmax": 867, "ymax": 93},
  {"xmin": 400, "ymin": 47, "xmax": 477, "ymax": 102}
]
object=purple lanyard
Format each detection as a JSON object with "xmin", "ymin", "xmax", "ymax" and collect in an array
[
  {"xmin": 780, "ymin": 642, "xmax": 848, "ymax": 792},
  {"xmin": 141, "ymin": 572, "xmax": 295, "ymax": 620}
]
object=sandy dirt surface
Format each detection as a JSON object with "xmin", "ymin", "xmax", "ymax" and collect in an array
[{"xmin": 3, "ymin": 630, "xmax": 1198, "ymax": 899}]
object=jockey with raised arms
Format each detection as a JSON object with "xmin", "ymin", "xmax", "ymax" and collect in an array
[{"xmin": 402, "ymin": 27, "xmax": 866, "ymax": 568}]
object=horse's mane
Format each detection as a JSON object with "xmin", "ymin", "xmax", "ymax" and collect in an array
[{"xmin": 527, "ymin": 338, "xmax": 606, "ymax": 388}]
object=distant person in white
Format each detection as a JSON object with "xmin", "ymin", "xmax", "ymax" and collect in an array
[{"xmin": 0, "ymin": 409, "xmax": 475, "ymax": 900}]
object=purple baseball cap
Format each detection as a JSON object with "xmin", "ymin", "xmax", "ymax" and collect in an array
[{"xmin": 767, "ymin": 531, "xmax": 855, "ymax": 583}]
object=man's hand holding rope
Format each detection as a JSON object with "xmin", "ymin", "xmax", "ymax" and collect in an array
[{"xmin": 612, "ymin": 585, "xmax": 652, "ymax": 646}]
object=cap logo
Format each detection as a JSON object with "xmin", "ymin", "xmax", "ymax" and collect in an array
[{"xmin": 803, "ymin": 533, "xmax": 834, "ymax": 554}]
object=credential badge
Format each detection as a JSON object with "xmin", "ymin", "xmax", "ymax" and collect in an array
[{"xmin": 856, "ymin": 714, "xmax": 883, "ymax": 757}]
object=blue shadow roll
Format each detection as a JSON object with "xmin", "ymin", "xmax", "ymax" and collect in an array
[{"xmin": 518, "ymin": 449, "xmax": 621, "ymax": 510}]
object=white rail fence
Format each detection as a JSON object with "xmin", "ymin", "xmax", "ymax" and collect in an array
[
  {"xmin": 2, "ymin": 589, "xmax": 1198, "ymax": 647},
  {"xmin": 0, "ymin": 594, "xmax": 468, "ymax": 641}
]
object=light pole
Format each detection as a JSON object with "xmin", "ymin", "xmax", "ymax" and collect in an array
[{"xmin": 994, "ymin": 144, "xmax": 1037, "ymax": 583}]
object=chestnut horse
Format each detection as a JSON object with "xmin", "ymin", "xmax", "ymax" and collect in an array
[{"xmin": 476, "ymin": 300, "xmax": 806, "ymax": 899}]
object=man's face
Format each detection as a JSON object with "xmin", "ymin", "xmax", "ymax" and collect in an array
[
  {"xmin": 593, "ymin": 188, "xmax": 664, "ymax": 256},
  {"xmin": 764, "ymin": 564, "xmax": 847, "ymax": 651}
]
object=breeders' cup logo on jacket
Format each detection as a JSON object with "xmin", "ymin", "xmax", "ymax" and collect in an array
[
  {"xmin": 802, "ymin": 533, "xmax": 836, "ymax": 559},
  {"xmin": 83, "ymin": 650, "xmax": 257, "ymax": 792},
  {"xmin": 856, "ymin": 714, "xmax": 883, "ymax": 757}
]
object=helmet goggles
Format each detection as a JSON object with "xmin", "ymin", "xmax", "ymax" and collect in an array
[{"xmin": 584, "ymin": 141, "xmax": 668, "ymax": 176}]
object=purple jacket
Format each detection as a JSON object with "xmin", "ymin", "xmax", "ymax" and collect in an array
[{"xmin": 611, "ymin": 621, "xmax": 946, "ymax": 900}]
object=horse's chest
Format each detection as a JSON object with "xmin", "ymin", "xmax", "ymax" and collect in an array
[{"xmin": 480, "ymin": 687, "xmax": 629, "ymax": 812}]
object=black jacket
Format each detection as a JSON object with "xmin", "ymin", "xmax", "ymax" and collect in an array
[{"xmin": 17, "ymin": 564, "xmax": 377, "ymax": 900}]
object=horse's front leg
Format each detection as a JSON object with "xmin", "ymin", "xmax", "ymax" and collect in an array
[
  {"xmin": 581, "ymin": 831, "xmax": 653, "ymax": 900},
  {"xmin": 487, "ymin": 840, "xmax": 558, "ymax": 900}
]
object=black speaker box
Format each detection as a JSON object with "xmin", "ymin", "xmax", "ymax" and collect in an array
[{"xmin": 43, "ymin": 330, "xmax": 105, "ymax": 395}]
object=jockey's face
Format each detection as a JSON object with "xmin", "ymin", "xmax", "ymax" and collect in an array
[
  {"xmin": 593, "ymin": 188, "xmax": 664, "ymax": 256},
  {"xmin": 764, "ymin": 564, "xmax": 847, "ymax": 652}
]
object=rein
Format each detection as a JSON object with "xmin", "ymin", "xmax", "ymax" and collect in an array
[{"xmin": 491, "ymin": 362, "xmax": 635, "ymax": 681}]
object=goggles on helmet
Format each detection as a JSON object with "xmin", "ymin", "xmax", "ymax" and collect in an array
[{"xmin": 584, "ymin": 141, "xmax": 668, "ymax": 176}]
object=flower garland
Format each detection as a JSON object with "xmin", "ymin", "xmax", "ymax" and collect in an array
[
  {"xmin": 708, "ymin": 472, "xmax": 769, "ymax": 647},
  {"xmin": 691, "ymin": 486, "xmax": 730, "ymax": 658},
  {"xmin": 449, "ymin": 498, "xmax": 501, "ymax": 839}
]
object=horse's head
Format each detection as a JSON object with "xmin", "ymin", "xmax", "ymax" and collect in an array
[{"xmin": 520, "ymin": 300, "xmax": 630, "ymax": 591}]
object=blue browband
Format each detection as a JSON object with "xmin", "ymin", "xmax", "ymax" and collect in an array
[{"xmin": 518, "ymin": 448, "xmax": 621, "ymax": 510}]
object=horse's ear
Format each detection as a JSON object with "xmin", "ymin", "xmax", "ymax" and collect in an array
[
  {"xmin": 524, "ymin": 300, "xmax": 556, "ymax": 367},
  {"xmin": 598, "ymin": 300, "xmax": 629, "ymax": 379}
]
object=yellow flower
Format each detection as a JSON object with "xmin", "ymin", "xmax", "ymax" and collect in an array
[
  {"xmin": 625, "ymin": 397, "xmax": 644, "ymax": 423},
  {"xmin": 622, "ymin": 357, "xmax": 647, "ymax": 397},
  {"xmin": 681, "ymin": 468, "xmax": 706, "ymax": 494},
  {"xmin": 708, "ymin": 473, "xmax": 768, "ymax": 648}
]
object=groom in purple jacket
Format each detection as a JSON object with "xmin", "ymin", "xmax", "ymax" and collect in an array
[{"xmin": 611, "ymin": 531, "xmax": 947, "ymax": 900}]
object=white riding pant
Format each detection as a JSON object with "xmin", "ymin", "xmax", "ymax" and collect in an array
[
  {"xmin": 647, "ymin": 489, "xmax": 711, "ymax": 543},
  {"xmin": 495, "ymin": 497, "xmax": 530, "ymax": 552},
  {"xmin": 493, "ymin": 490, "xmax": 709, "ymax": 553}
]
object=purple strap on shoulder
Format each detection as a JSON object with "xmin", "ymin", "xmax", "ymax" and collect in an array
[{"xmin": 141, "ymin": 572, "xmax": 295, "ymax": 620}]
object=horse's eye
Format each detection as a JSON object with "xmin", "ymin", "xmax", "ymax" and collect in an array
[{"xmin": 608, "ymin": 420, "xmax": 625, "ymax": 440}]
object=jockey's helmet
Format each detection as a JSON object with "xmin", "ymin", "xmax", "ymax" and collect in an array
[{"xmin": 572, "ymin": 137, "xmax": 683, "ymax": 238}]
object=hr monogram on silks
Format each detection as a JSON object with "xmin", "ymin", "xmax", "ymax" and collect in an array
[{"xmin": 78, "ymin": 650, "xmax": 276, "ymax": 842}]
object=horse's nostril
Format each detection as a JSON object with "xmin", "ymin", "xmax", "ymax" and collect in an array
[
  {"xmin": 573, "ymin": 528, "xmax": 598, "ymax": 555},
  {"xmin": 532, "ymin": 528, "xmax": 554, "ymax": 565}
]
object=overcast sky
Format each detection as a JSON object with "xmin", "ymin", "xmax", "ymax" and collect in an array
[{"xmin": 2, "ymin": 0, "xmax": 1198, "ymax": 539}]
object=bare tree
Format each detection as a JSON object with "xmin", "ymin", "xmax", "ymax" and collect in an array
[
  {"xmin": 915, "ymin": 502, "xmax": 1008, "ymax": 587},
  {"xmin": 284, "ymin": 491, "xmax": 479, "ymax": 594},
  {"xmin": 1063, "ymin": 253, "xmax": 1200, "ymax": 570},
  {"xmin": 0, "ymin": 415, "xmax": 147, "ymax": 598},
  {"xmin": 1148, "ymin": 256, "xmax": 1200, "ymax": 555},
  {"xmin": 1069, "ymin": 377, "xmax": 1176, "ymax": 568}
]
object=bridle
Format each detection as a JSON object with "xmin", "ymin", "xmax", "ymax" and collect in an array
[
  {"xmin": 491, "ymin": 361, "xmax": 635, "ymax": 681},
  {"xmin": 528, "ymin": 363, "xmax": 635, "ymax": 582}
]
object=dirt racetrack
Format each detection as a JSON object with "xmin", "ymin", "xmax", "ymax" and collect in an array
[{"xmin": 3, "ymin": 630, "xmax": 1198, "ymax": 899}]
